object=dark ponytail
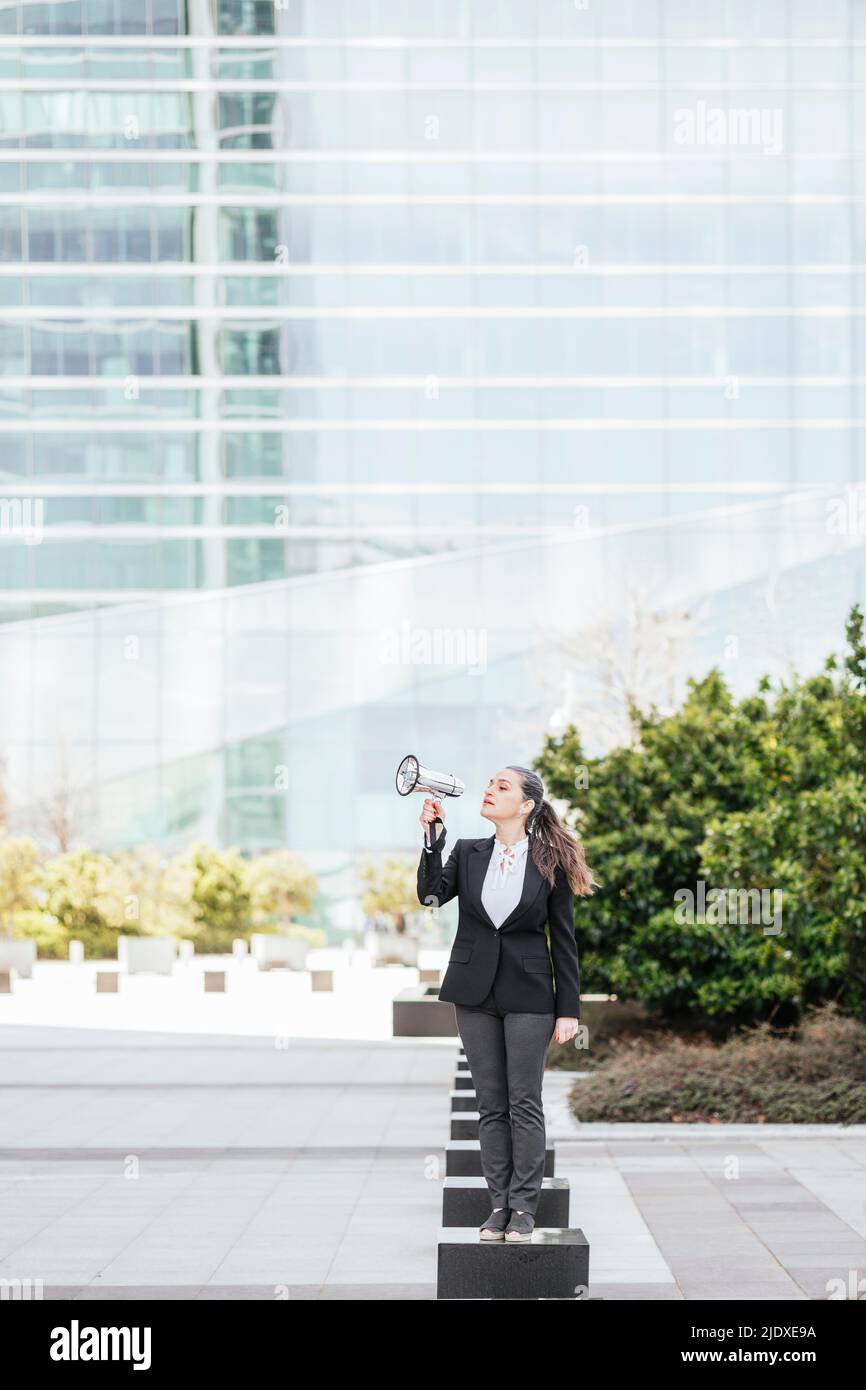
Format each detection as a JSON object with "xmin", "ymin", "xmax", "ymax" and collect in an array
[{"xmin": 507, "ymin": 764, "xmax": 598, "ymax": 896}]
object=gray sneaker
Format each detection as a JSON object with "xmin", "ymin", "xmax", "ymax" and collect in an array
[
  {"xmin": 480, "ymin": 1207, "xmax": 511, "ymax": 1241},
  {"xmin": 504, "ymin": 1210, "xmax": 535, "ymax": 1242}
]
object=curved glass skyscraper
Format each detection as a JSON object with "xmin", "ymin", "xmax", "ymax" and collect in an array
[{"xmin": 0, "ymin": 2, "xmax": 863, "ymax": 923}]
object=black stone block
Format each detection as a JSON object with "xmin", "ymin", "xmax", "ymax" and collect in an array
[
  {"xmin": 392, "ymin": 987, "xmax": 458, "ymax": 1037},
  {"xmin": 442, "ymin": 1176, "xmax": 570, "ymax": 1228},
  {"xmin": 450, "ymin": 1089, "xmax": 476, "ymax": 1112},
  {"xmin": 437, "ymin": 1226, "xmax": 590, "ymax": 1300},
  {"xmin": 454, "ymin": 1068, "xmax": 474, "ymax": 1090},
  {"xmin": 446, "ymin": 1140, "xmax": 554, "ymax": 1177},
  {"xmin": 450, "ymin": 1111, "xmax": 479, "ymax": 1140}
]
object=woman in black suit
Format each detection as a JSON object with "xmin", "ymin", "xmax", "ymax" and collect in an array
[{"xmin": 417, "ymin": 765, "xmax": 597, "ymax": 1243}]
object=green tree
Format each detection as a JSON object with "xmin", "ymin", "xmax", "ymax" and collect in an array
[
  {"xmin": 173, "ymin": 841, "xmax": 252, "ymax": 952},
  {"xmin": 536, "ymin": 603, "xmax": 866, "ymax": 1028},
  {"xmin": 0, "ymin": 835, "xmax": 42, "ymax": 940},
  {"xmin": 358, "ymin": 856, "xmax": 420, "ymax": 932},
  {"xmin": 244, "ymin": 849, "xmax": 317, "ymax": 931},
  {"xmin": 110, "ymin": 847, "xmax": 194, "ymax": 939},
  {"xmin": 42, "ymin": 847, "xmax": 134, "ymax": 958}
]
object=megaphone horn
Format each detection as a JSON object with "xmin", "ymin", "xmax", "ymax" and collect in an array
[
  {"xmin": 395, "ymin": 753, "xmax": 465, "ymax": 800},
  {"xmin": 396, "ymin": 754, "xmax": 465, "ymax": 849}
]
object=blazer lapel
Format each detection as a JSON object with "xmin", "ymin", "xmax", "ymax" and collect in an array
[{"xmin": 468, "ymin": 835, "xmax": 546, "ymax": 933}]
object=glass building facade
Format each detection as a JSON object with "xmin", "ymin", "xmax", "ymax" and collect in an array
[{"xmin": 0, "ymin": 1, "xmax": 864, "ymax": 922}]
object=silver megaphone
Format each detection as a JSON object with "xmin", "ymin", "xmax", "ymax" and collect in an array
[{"xmin": 395, "ymin": 753, "xmax": 465, "ymax": 848}]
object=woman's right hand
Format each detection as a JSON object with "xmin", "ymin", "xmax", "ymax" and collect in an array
[{"xmin": 420, "ymin": 796, "xmax": 445, "ymax": 843}]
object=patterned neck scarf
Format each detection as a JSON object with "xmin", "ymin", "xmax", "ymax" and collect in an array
[{"xmin": 492, "ymin": 836, "xmax": 529, "ymax": 880}]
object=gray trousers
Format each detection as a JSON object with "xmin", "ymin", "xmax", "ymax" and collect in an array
[{"xmin": 454, "ymin": 985, "xmax": 555, "ymax": 1217}]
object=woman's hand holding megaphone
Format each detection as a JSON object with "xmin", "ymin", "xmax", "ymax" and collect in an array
[{"xmin": 420, "ymin": 796, "xmax": 445, "ymax": 845}]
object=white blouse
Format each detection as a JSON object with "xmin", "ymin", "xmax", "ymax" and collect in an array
[{"xmin": 481, "ymin": 835, "xmax": 529, "ymax": 929}]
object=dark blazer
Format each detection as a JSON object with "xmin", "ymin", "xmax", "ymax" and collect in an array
[{"xmin": 417, "ymin": 826, "xmax": 582, "ymax": 1017}]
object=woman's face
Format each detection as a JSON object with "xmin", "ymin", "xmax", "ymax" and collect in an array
[{"xmin": 480, "ymin": 768, "xmax": 533, "ymax": 824}]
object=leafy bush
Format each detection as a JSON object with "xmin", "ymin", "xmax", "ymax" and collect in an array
[
  {"xmin": 5, "ymin": 907, "xmax": 68, "ymax": 958},
  {"xmin": 0, "ymin": 836, "xmax": 320, "ymax": 958},
  {"xmin": 569, "ymin": 1003, "xmax": 866, "ymax": 1123}
]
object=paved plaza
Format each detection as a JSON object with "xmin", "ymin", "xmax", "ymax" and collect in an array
[{"xmin": 1, "ymin": 958, "xmax": 865, "ymax": 1300}]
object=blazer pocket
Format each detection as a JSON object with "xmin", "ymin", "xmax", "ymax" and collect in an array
[
  {"xmin": 449, "ymin": 944, "xmax": 473, "ymax": 964},
  {"xmin": 522, "ymin": 954, "xmax": 553, "ymax": 973}
]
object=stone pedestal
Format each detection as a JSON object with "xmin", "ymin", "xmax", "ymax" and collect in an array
[
  {"xmin": 442, "ymin": 1176, "xmax": 571, "ymax": 1228},
  {"xmin": 446, "ymin": 1139, "xmax": 554, "ymax": 1178},
  {"xmin": 392, "ymin": 986, "xmax": 458, "ymax": 1037},
  {"xmin": 450, "ymin": 1111, "xmax": 479, "ymax": 1140},
  {"xmin": 365, "ymin": 930, "xmax": 419, "ymax": 967},
  {"xmin": 0, "ymin": 940, "xmax": 36, "ymax": 980},
  {"xmin": 250, "ymin": 934, "xmax": 308, "ymax": 971},
  {"xmin": 437, "ymin": 1226, "xmax": 590, "ymax": 1300},
  {"xmin": 118, "ymin": 936, "xmax": 177, "ymax": 975},
  {"xmin": 450, "ymin": 1089, "xmax": 476, "ymax": 1112}
]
